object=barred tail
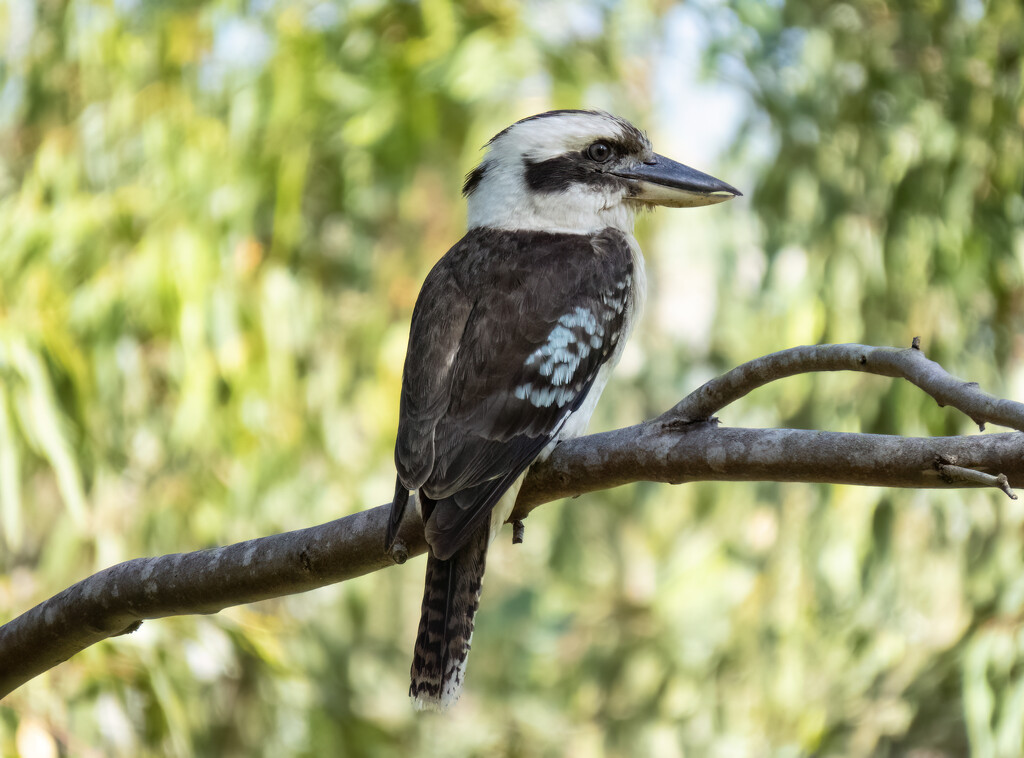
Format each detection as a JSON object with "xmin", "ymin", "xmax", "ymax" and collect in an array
[{"xmin": 409, "ymin": 522, "xmax": 489, "ymax": 711}]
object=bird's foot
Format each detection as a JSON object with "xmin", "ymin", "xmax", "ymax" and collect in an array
[{"xmin": 512, "ymin": 520, "xmax": 525, "ymax": 545}]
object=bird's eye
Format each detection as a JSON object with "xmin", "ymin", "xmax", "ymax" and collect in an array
[{"xmin": 587, "ymin": 142, "xmax": 612, "ymax": 163}]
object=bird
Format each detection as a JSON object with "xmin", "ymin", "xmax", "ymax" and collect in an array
[{"xmin": 384, "ymin": 109, "xmax": 740, "ymax": 711}]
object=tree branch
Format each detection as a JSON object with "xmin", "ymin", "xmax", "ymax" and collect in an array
[
  {"xmin": 3, "ymin": 343, "xmax": 1023, "ymax": 699},
  {"xmin": 665, "ymin": 341, "xmax": 1024, "ymax": 431}
]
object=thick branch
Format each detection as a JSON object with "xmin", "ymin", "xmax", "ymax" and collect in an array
[
  {"xmin": 0, "ymin": 502, "xmax": 431, "ymax": 701},
  {"xmin": 4, "ymin": 427, "xmax": 1023, "ymax": 698},
  {"xmin": 3, "ymin": 342, "xmax": 1023, "ymax": 699},
  {"xmin": 516, "ymin": 425, "xmax": 1024, "ymax": 514}
]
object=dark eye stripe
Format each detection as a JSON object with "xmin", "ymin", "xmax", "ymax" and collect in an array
[
  {"xmin": 523, "ymin": 156, "xmax": 630, "ymax": 194},
  {"xmin": 519, "ymin": 139, "xmax": 642, "ymax": 194}
]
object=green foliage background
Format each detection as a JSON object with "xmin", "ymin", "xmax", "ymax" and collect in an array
[{"xmin": 1, "ymin": 0, "xmax": 1022, "ymax": 755}]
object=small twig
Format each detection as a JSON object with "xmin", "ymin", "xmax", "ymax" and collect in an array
[
  {"xmin": 938, "ymin": 464, "xmax": 1018, "ymax": 499},
  {"xmin": 389, "ymin": 540, "xmax": 409, "ymax": 565}
]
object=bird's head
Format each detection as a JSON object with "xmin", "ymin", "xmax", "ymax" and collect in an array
[{"xmin": 463, "ymin": 110, "xmax": 740, "ymax": 235}]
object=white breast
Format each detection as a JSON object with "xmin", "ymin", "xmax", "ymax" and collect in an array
[{"xmin": 544, "ymin": 232, "xmax": 646, "ymax": 453}]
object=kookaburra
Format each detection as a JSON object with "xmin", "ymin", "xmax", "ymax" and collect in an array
[{"xmin": 385, "ymin": 110, "xmax": 739, "ymax": 710}]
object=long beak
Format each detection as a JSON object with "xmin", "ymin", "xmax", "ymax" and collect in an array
[{"xmin": 614, "ymin": 153, "xmax": 742, "ymax": 208}]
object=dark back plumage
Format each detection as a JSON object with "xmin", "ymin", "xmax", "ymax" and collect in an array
[{"xmin": 396, "ymin": 227, "xmax": 634, "ymax": 559}]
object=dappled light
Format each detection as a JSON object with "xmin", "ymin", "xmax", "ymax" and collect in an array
[{"xmin": 1, "ymin": 0, "xmax": 1022, "ymax": 756}]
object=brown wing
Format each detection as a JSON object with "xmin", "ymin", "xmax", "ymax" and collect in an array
[{"xmin": 392, "ymin": 227, "xmax": 634, "ymax": 559}]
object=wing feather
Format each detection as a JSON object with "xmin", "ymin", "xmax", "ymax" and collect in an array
[
  {"xmin": 393, "ymin": 227, "xmax": 634, "ymax": 558},
  {"xmin": 394, "ymin": 264, "xmax": 475, "ymax": 488}
]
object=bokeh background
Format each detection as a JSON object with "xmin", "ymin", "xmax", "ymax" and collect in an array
[{"xmin": 1, "ymin": 0, "xmax": 1023, "ymax": 755}]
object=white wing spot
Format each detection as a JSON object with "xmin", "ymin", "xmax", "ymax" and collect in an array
[
  {"xmin": 546, "ymin": 324, "xmax": 575, "ymax": 348},
  {"xmin": 558, "ymin": 307, "xmax": 603, "ymax": 337},
  {"xmin": 523, "ymin": 313, "xmax": 602, "ymax": 387},
  {"xmin": 518, "ymin": 302, "xmax": 624, "ymax": 406},
  {"xmin": 551, "ymin": 363, "xmax": 575, "ymax": 385}
]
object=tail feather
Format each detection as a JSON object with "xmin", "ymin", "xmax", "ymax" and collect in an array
[{"xmin": 409, "ymin": 522, "xmax": 489, "ymax": 711}]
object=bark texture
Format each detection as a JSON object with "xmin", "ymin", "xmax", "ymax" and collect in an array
[{"xmin": 3, "ymin": 343, "xmax": 1022, "ymax": 699}]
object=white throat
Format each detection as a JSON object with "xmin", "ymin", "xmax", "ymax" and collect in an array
[{"xmin": 467, "ymin": 180, "xmax": 638, "ymax": 236}]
